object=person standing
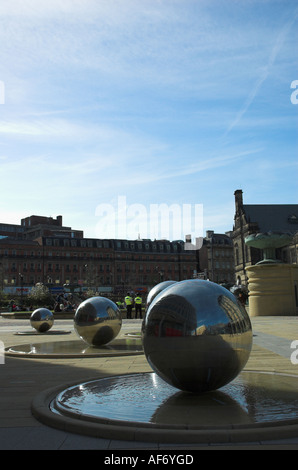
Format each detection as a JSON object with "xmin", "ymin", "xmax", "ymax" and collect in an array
[
  {"xmin": 134, "ymin": 294, "xmax": 142, "ymax": 319},
  {"xmin": 124, "ymin": 292, "xmax": 133, "ymax": 319}
]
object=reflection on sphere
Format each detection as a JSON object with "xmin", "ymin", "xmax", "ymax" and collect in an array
[
  {"xmin": 30, "ymin": 308, "xmax": 54, "ymax": 333},
  {"xmin": 142, "ymin": 279, "xmax": 252, "ymax": 393},
  {"xmin": 146, "ymin": 280, "xmax": 177, "ymax": 310},
  {"xmin": 74, "ymin": 296, "xmax": 122, "ymax": 347}
]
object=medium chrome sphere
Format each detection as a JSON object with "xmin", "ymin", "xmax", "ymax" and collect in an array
[
  {"xmin": 74, "ymin": 297, "xmax": 122, "ymax": 347},
  {"xmin": 30, "ymin": 308, "xmax": 54, "ymax": 333},
  {"xmin": 142, "ymin": 279, "xmax": 252, "ymax": 393},
  {"xmin": 146, "ymin": 280, "xmax": 177, "ymax": 310}
]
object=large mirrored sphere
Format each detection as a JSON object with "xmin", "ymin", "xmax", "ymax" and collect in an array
[
  {"xmin": 30, "ymin": 308, "xmax": 54, "ymax": 333},
  {"xmin": 146, "ymin": 280, "xmax": 177, "ymax": 310},
  {"xmin": 142, "ymin": 279, "xmax": 252, "ymax": 393},
  {"xmin": 74, "ymin": 297, "xmax": 122, "ymax": 347}
]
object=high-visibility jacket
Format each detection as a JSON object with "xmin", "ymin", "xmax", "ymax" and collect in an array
[
  {"xmin": 134, "ymin": 296, "xmax": 142, "ymax": 304},
  {"xmin": 125, "ymin": 296, "xmax": 133, "ymax": 305}
]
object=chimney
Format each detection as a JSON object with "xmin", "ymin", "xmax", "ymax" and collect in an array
[{"xmin": 234, "ymin": 189, "xmax": 243, "ymax": 214}]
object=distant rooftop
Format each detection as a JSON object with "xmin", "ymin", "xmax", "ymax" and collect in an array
[
  {"xmin": 0, "ymin": 215, "xmax": 83, "ymax": 240},
  {"xmin": 21, "ymin": 215, "xmax": 63, "ymax": 227}
]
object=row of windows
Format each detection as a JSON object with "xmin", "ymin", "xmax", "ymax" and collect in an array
[
  {"xmin": 1, "ymin": 250, "xmax": 41, "ymax": 257},
  {"xmin": 0, "ymin": 249, "xmax": 191, "ymax": 261},
  {"xmin": 0, "ymin": 252, "xmax": 192, "ymax": 266},
  {"xmin": 209, "ymin": 239, "xmax": 232, "ymax": 246},
  {"xmin": 212, "ymin": 249, "xmax": 234, "ymax": 258},
  {"xmin": 1, "ymin": 251, "xmax": 111, "ymax": 259},
  {"xmin": 44, "ymin": 237, "xmax": 185, "ymax": 253},
  {"xmin": 0, "ymin": 224, "xmax": 25, "ymax": 233},
  {"xmin": 4, "ymin": 262, "xmax": 194, "ymax": 274},
  {"xmin": 2, "ymin": 273, "xmax": 188, "ymax": 287},
  {"xmin": 214, "ymin": 262, "xmax": 232, "ymax": 269}
]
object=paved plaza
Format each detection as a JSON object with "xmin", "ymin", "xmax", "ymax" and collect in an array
[{"xmin": 1, "ymin": 314, "xmax": 298, "ymax": 450}]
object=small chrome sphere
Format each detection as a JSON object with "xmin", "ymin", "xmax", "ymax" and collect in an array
[
  {"xmin": 142, "ymin": 279, "xmax": 253, "ymax": 393},
  {"xmin": 30, "ymin": 308, "xmax": 54, "ymax": 333},
  {"xmin": 146, "ymin": 281, "xmax": 177, "ymax": 310},
  {"xmin": 74, "ymin": 296, "xmax": 122, "ymax": 347}
]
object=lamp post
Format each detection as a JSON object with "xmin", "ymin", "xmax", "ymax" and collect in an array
[
  {"xmin": 0, "ymin": 262, "xmax": 3, "ymax": 293},
  {"xmin": 19, "ymin": 273, "xmax": 24, "ymax": 308}
]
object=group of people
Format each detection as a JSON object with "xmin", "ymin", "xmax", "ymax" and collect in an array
[
  {"xmin": 119, "ymin": 293, "xmax": 143, "ymax": 319},
  {"xmin": 54, "ymin": 293, "xmax": 77, "ymax": 312},
  {"xmin": 8, "ymin": 300, "xmax": 29, "ymax": 312}
]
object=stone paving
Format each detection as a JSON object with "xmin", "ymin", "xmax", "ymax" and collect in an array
[{"xmin": 1, "ymin": 315, "xmax": 298, "ymax": 450}]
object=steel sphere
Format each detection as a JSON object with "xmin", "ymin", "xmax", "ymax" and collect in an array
[
  {"xmin": 30, "ymin": 308, "xmax": 54, "ymax": 333},
  {"xmin": 74, "ymin": 296, "xmax": 122, "ymax": 347},
  {"xmin": 142, "ymin": 279, "xmax": 253, "ymax": 393},
  {"xmin": 146, "ymin": 280, "xmax": 177, "ymax": 310}
]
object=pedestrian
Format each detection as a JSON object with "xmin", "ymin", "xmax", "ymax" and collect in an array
[
  {"xmin": 134, "ymin": 294, "xmax": 142, "ymax": 319},
  {"xmin": 124, "ymin": 292, "xmax": 133, "ymax": 319}
]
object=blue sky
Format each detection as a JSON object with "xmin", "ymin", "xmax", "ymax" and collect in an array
[{"xmin": 0, "ymin": 0, "xmax": 297, "ymax": 240}]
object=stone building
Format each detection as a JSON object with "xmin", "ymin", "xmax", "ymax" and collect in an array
[
  {"xmin": 232, "ymin": 189, "xmax": 298, "ymax": 285},
  {"xmin": 196, "ymin": 230, "xmax": 235, "ymax": 284},
  {"xmin": 0, "ymin": 215, "xmax": 197, "ymax": 296}
]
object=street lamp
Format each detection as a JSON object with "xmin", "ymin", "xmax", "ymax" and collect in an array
[{"xmin": 19, "ymin": 273, "xmax": 24, "ymax": 308}]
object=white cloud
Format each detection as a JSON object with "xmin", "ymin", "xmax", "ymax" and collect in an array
[
  {"xmin": 225, "ymin": 7, "xmax": 298, "ymax": 134},
  {"xmin": 0, "ymin": 0, "xmax": 285, "ymax": 91}
]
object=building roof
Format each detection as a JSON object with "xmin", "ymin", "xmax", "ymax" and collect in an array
[
  {"xmin": 243, "ymin": 204, "xmax": 298, "ymax": 234},
  {"xmin": 0, "ymin": 237, "xmax": 39, "ymax": 246},
  {"xmin": 203, "ymin": 232, "xmax": 233, "ymax": 246}
]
